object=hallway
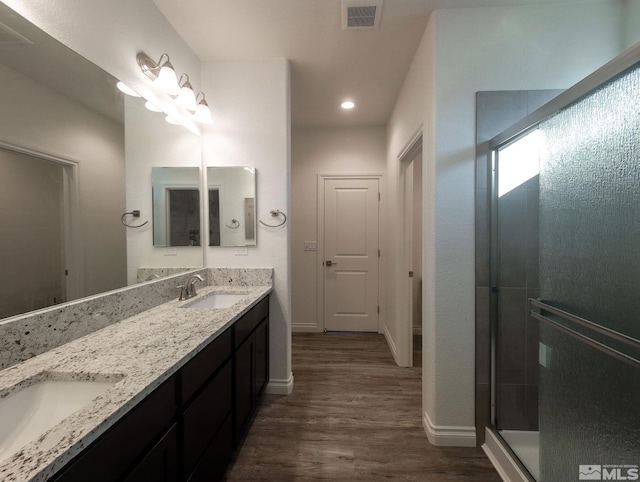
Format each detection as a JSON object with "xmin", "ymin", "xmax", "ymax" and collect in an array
[{"xmin": 225, "ymin": 333, "xmax": 500, "ymax": 481}]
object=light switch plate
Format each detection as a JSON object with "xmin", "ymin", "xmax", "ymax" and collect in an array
[
  {"xmin": 304, "ymin": 241, "xmax": 317, "ymax": 251},
  {"xmin": 163, "ymin": 247, "xmax": 177, "ymax": 256},
  {"xmin": 235, "ymin": 247, "xmax": 248, "ymax": 256}
]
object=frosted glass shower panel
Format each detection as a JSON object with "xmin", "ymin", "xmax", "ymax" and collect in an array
[
  {"xmin": 539, "ymin": 63, "xmax": 640, "ymax": 337},
  {"xmin": 538, "ymin": 62, "xmax": 640, "ymax": 480}
]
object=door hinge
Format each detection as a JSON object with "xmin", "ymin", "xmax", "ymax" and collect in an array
[
  {"xmin": 378, "ymin": 249, "xmax": 380, "ymax": 258},
  {"xmin": 65, "ymin": 270, "xmax": 69, "ymax": 276},
  {"xmin": 409, "ymin": 271, "xmax": 414, "ymax": 278},
  {"xmin": 378, "ymin": 192, "xmax": 381, "ymax": 201},
  {"xmin": 377, "ymin": 306, "xmax": 380, "ymax": 314}
]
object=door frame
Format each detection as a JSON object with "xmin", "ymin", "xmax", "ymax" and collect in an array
[
  {"xmin": 397, "ymin": 129, "xmax": 423, "ymax": 367},
  {"xmin": 0, "ymin": 140, "xmax": 80, "ymax": 301},
  {"xmin": 316, "ymin": 173, "xmax": 383, "ymax": 333}
]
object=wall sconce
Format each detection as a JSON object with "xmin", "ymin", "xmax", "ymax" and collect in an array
[
  {"xmin": 194, "ymin": 92, "xmax": 213, "ymax": 124},
  {"xmin": 136, "ymin": 51, "xmax": 212, "ymax": 125},
  {"xmin": 177, "ymin": 74, "xmax": 197, "ymax": 112},
  {"xmin": 137, "ymin": 52, "xmax": 181, "ymax": 95}
]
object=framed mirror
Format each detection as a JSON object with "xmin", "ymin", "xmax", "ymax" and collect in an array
[
  {"xmin": 152, "ymin": 167, "xmax": 201, "ymax": 247},
  {"xmin": 207, "ymin": 167, "xmax": 256, "ymax": 247}
]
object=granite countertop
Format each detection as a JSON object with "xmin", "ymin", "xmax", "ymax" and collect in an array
[{"xmin": 0, "ymin": 284, "xmax": 272, "ymax": 482}]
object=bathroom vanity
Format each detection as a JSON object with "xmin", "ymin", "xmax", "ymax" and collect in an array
[{"xmin": 0, "ymin": 283, "xmax": 271, "ymax": 482}]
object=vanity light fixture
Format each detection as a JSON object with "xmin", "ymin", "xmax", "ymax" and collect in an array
[
  {"xmin": 137, "ymin": 52, "xmax": 181, "ymax": 95},
  {"xmin": 137, "ymin": 51, "xmax": 212, "ymax": 125},
  {"xmin": 116, "ymin": 81, "xmax": 140, "ymax": 97},
  {"xmin": 176, "ymin": 74, "xmax": 197, "ymax": 112},
  {"xmin": 341, "ymin": 100, "xmax": 355, "ymax": 110},
  {"xmin": 144, "ymin": 101, "xmax": 163, "ymax": 113},
  {"xmin": 193, "ymin": 92, "xmax": 213, "ymax": 124}
]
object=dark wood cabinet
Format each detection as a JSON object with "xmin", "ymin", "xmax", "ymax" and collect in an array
[
  {"xmin": 123, "ymin": 424, "xmax": 178, "ymax": 482},
  {"xmin": 52, "ymin": 295, "xmax": 269, "ymax": 482},
  {"xmin": 53, "ymin": 378, "xmax": 176, "ymax": 482},
  {"xmin": 234, "ymin": 296, "xmax": 269, "ymax": 444}
]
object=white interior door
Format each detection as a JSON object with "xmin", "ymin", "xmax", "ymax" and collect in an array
[{"xmin": 323, "ymin": 178, "xmax": 379, "ymax": 332}]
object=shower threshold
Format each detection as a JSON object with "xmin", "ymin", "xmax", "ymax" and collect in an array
[{"xmin": 500, "ymin": 430, "xmax": 539, "ymax": 480}]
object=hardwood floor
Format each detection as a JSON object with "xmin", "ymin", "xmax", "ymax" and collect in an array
[{"xmin": 224, "ymin": 333, "xmax": 500, "ymax": 481}]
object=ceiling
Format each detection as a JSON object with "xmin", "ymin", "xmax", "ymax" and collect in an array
[{"xmin": 153, "ymin": 0, "xmax": 608, "ymax": 128}]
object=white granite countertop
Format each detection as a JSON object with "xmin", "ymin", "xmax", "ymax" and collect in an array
[{"xmin": 0, "ymin": 284, "xmax": 272, "ymax": 482}]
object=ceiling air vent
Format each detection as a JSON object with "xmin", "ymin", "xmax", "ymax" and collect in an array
[
  {"xmin": 0, "ymin": 21, "xmax": 32, "ymax": 46},
  {"xmin": 342, "ymin": 0, "xmax": 383, "ymax": 30}
]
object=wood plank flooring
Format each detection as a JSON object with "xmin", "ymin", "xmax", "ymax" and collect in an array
[{"xmin": 224, "ymin": 333, "xmax": 500, "ymax": 481}]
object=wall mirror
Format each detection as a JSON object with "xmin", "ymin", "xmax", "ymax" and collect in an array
[
  {"xmin": 207, "ymin": 167, "xmax": 257, "ymax": 247},
  {"xmin": 152, "ymin": 167, "xmax": 201, "ymax": 247},
  {"xmin": 0, "ymin": 3, "xmax": 203, "ymax": 320}
]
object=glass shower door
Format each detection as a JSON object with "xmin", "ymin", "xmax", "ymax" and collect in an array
[{"xmin": 534, "ymin": 62, "xmax": 640, "ymax": 481}]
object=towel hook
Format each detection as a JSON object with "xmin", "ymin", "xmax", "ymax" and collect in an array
[
  {"xmin": 121, "ymin": 210, "xmax": 149, "ymax": 228},
  {"xmin": 225, "ymin": 219, "xmax": 240, "ymax": 229},
  {"xmin": 259, "ymin": 209, "xmax": 287, "ymax": 228}
]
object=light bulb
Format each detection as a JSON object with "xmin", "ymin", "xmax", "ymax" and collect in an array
[
  {"xmin": 193, "ymin": 93, "xmax": 213, "ymax": 124},
  {"xmin": 154, "ymin": 57, "xmax": 180, "ymax": 95},
  {"xmin": 176, "ymin": 75, "xmax": 197, "ymax": 112}
]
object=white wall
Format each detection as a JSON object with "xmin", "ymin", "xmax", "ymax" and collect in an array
[
  {"xmin": 201, "ymin": 59, "xmax": 292, "ymax": 394},
  {"xmin": 386, "ymin": 2, "xmax": 624, "ymax": 446},
  {"xmin": 291, "ymin": 126, "xmax": 387, "ymax": 332}
]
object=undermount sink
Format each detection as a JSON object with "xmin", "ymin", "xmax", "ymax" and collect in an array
[
  {"xmin": 0, "ymin": 377, "xmax": 118, "ymax": 464},
  {"xmin": 182, "ymin": 292, "xmax": 248, "ymax": 309}
]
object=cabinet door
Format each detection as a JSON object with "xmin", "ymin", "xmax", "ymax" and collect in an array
[
  {"xmin": 183, "ymin": 361, "xmax": 232, "ymax": 477},
  {"xmin": 188, "ymin": 414, "xmax": 233, "ymax": 482},
  {"xmin": 124, "ymin": 424, "xmax": 178, "ymax": 482},
  {"xmin": 255, "ymin": 319, "xmax": 269, "ymax": 398},
  {"xmin": 234, "ymin": 335, "xmax": 254, "ymax": 441}
]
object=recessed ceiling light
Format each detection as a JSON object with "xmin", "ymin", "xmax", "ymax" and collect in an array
[{"xmin": 341, "ymin": 100, "xmax": 355, "ymax": 110}]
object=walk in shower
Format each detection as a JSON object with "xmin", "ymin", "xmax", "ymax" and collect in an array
[{"xmin": 487, "ymin": 47, "xmax": 640, "ymax": 480}]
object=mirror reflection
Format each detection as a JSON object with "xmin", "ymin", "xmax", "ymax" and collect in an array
[
  {"xmin": 0, "ymin": 3, "xmax": 203, "ymax": 320},
  {"xmin": 207, "ymin": 167, "xmax": 257, "ymax": 247},
  {"xmin": 152, "ymin": 167, "xmax": 201, "ymax": 247}
]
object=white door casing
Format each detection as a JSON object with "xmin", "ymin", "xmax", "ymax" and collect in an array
[{"xmin": 321, "ymin": 177, "xmax": 380, "ymax": 332}]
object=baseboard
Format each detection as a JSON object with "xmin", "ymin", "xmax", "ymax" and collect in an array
[
  {"xmin": 482, "ymin": 428, "xmax": 531, "ymax": 482},
  {"xmin": 292, "ymin": 323, "xmax": 321, "ymax": 333},
  {"xmin": 265, "ymin": 372, "xmax": 294, "ymax": 395},
  {"xmin": 422, "ymin": 411, "xmax": 477, "ymax": 447},
  {"xmin": 383, "ymin": 324, "xmax": 400, "ymax": 365}
]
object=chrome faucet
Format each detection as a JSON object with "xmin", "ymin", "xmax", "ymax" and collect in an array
[{"xmin": 178, "ymin": 274, "xmax": 204, "ymax": 300}]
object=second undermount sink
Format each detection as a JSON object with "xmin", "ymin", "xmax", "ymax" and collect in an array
[
  {"xmin": 182, "ymin": 292, "xmax": 249, "ymax": 309},
  {"xmin": 0, "ymin": 377, "xmax": 119, "ymax": 464}
]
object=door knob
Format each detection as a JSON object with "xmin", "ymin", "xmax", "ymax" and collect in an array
[{"xmin": 325, "ymin": 260, "xmax": 337, "ymax": 267}]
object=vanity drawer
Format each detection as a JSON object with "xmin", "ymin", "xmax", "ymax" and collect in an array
[
  {"xmin": 234, "ymin": 296, "xmax": 269, "ymax": 348},
  {"xmin": 181, "ymin": 327, "xmax": 232, "ymax": 404}
]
